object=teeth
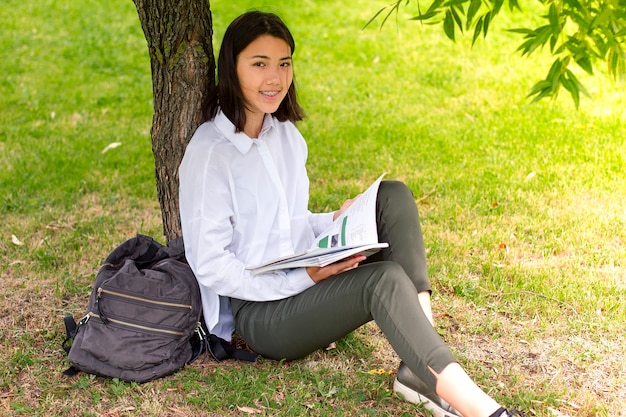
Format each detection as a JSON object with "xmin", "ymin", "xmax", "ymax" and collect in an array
[{"xmin": 261, "ymin": 91, "xmax": 279, "ymax": 97}]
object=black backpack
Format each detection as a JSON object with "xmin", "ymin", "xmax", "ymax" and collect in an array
[{"xmin": 62, "ymin": 234, "xmax": 257, "ymax": 383}]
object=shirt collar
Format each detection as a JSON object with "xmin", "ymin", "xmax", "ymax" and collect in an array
[{"xmin": 215, "ymin": 110, "xmax": 277, "ymax": 155}]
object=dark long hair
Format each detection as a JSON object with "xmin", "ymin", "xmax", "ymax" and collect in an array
[{"xmin": 205, "ymin": 11, "xmax": 305, "ymax": 130}]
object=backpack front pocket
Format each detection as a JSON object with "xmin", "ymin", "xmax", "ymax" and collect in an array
[
  {"xmin": 95, "ymin": 286, "xmax": 193, "ymax": 331},
  {"xmin": 75, "ymin": 312, "xmax": 191, "ymax": 371}
]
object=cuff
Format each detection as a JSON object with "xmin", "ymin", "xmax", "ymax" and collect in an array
[{"xmin": 286, "ymin": 268, "xmax": 316, "ymax": 292}]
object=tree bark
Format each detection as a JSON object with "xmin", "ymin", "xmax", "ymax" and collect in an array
[{"xmin": 132, "ymin": 0, "xmax": 214, "ymax": 243}]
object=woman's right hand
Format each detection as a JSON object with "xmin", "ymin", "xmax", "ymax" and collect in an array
[{"xmin": 306, "ymin": 255, "xmax": 366, "ymax": 283}]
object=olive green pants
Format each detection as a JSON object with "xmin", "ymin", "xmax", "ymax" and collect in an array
[{"xmin": 231, "ymin": 181, "xmax": 456, "ymax": 389}]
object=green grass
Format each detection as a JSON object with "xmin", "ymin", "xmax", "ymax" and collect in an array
[{"xmin": 1, "ymin": 0, "xmax": 625, "ymax": 416}]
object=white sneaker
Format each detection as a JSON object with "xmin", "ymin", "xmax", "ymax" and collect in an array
[{"xmin": 393, "ymin": 362, "xmax": 463, "ymax": 417}]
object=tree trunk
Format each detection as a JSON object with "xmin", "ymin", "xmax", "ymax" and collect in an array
[{"xmin": 132, "ymin": 0, "xmax": 214, "ymax": 243}]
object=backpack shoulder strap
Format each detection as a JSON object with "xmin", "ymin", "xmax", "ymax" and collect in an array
[
  {"xmin": 102, "ymin": 234, "xmax": 168, "ymax": 269},
  {"xmin": 62, "ymin": 315, "xmax": 77, "ymax": 354},
  {"xmin": 208, "ymin": 334, "xmax": 259, "ymax": 363},
  {"xmin": 188, "ymin": 320, "xmax": 259, "ymax": 364},
  {"xmin": 61, "ymin": 315, "xmax": 80, "ymax": 376}
]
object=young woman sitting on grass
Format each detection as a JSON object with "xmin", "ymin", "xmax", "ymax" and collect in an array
[{"xmin": 179, "ymin": 10, "xmax": 525, "ymax": 417}]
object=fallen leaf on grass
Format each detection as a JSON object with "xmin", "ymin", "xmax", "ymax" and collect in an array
[
  {"xmin": 11, "ymin": 235, "xmax": 24, "ymax": 246},
  {"xmin": 237, "ymin": 406, "xmax": 263, "ymax": 414},
  {"xmin": 103, "ymin": 407, "xmax": 135, "ymax": 417},
  {"xmin": 167, "ymin": 406, "xmax": 192, "ymax": 416},
  {"xmin": 547, "ymin": 407, "xmax": 573, "ymax": 417},
  {"xmin": 367, "ymin": 368, "xmax": 393, "ymax": 375},
  {"xmin": 102, "ymin": 142, "xmax": 122, "ymax": 154}
]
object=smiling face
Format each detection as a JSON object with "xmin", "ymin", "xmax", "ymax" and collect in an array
[{"xmin": 236, "ymin": 35, "xmax": 293, "ymax": 137}]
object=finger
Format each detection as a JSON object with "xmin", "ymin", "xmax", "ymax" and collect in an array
[
  {"xmin": 331, "ymin": 257, "xmax": 362, "ymax": 271},
  {"xmin": 333, "ymin": 256, "xmax": 365, "ymax": 272},
  {"xmin": 342, "ymin": 262, "xmax": 360, "ymax": 272}
]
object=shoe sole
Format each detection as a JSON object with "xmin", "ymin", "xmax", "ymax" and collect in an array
[{"xmin": 393, "ymin": 378, "xmax": 460, "ymax": 417}]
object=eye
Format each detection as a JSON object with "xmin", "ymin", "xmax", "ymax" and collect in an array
[
  {"xmin": 280, "ymin": 62, "xmax": 292, "ymax": 67},
  {"xmin": 253, "ymin": 62, "xmax": 266, "ymax": 67}
]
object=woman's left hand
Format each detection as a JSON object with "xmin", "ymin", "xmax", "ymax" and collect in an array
[
  {"xmin": 333, "ymin": 194, "xmax": 361, "ymax": 220},
  {"xmin": 306, "ymin": 255, "xmax": 366, "ymax": 283}
]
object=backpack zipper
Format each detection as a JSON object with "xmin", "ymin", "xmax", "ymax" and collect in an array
[
  {"xmin": 97, "ymin": 287, "xmax": 193, "ymax": 310},
  {"xmin": 100, "ymin": 257, "xmax": 189, "ymax": 273},
  {"xmin": 88, "ymin": 312, "xmax": 185, "ymax": 336},
  {"xmin": 95, "ymin": 287, "xmax": 193, "ymax": 327}
]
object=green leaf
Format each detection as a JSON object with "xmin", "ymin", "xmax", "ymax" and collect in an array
[
  {"xmin": 554, "ymin": 39, "xmax": 568, "ymax": 55},
  {"xmin": 514, "ymin": 26, "xmax": 548, "ymax": 56},
  {"xmin": 409, "ymin": 11, "xmax": 440, "ymax": 21},
  {"xmin": 527, "ymin": 79, "xmax": 553, "ymax": 102},
  {"xmin": 547, "ymin": 58, "xmax": 564, "ymax": 82},
  {"xmin": 575, "ymin": 55, "xmax": 593, "ymax": 74},
  {"xmin": 444, "ymin": 10, "xmax": 456, "ymax": 41},
  {"xmin": 548, "ymin": 3, "xmax": 561, "ymax": 35},
  {"xmin": 472, "ymin": 16, "xmax": 484, "ymax": 45},
  {"xmin": 466, "ymin": 0, "xmax": 482, "ymax": 28},
  {"xmin": 508, "ymin": 28, "xmax": 535, "ymax": 35},
  {"xmin": 377, "ymin": 9, "xmax": 397, "ymax": 29},
  {"xmin": 483, "ymin": 11, "xmax": 491, "ymax": 37},
  {"xmin": 562, "ymin": 0, "xmax": 583, "ymax": 11},
  {"xmin": 528, "ymin": 80, "xmax": 551, "ymax": 95},
  {"xmin": 450, "ymin": 6, "xmax": 464, "ymax": 32},
  {"xmin": 363, "ymin": 1, "xmax": 408, "ymax": 30},
  {"xmin": 562, "ymin": 8, "xmax": 590, "ymax": 31},
  {"xmin": 535, "ymin": 25, "xmax": 553, "ymax": 47},
  {"xmin": 517, "ymin": 38, "xmax": 536, "ymax": 55},
  {"xmin": 443, "ymin": 0, "xmax": 469, "ymax": 6},
  {"xmin": 362, "ymin": 6, "xmax": 388, "ymax": 30},
  {"xmin": 554, "ymin": 60, "xmax": 571, "ymax": 94},
  {"xmin": 550, "ymin": 34, "xmax": 558, "ymax": 52},
  {"xmin": 493, "ymin": 0, "xmax": 504, "ymax": 15},
  {"xmin": 565, "ymin": 68, "xmax": 590, "ymax": 98},
  {"xmin": 508, "ymin": 0, "xmax": 521, "ymax": 11},
  {"xmin": 608, "ymin": 48, "xmax": 620, "ymax": 78},
  {"xmin": 561, "ymin": 71, "xmax": 580, "ymax": 108},
  {"xmin": 426, "ymin": 0, "xmax": 446, "ymax": 15}
]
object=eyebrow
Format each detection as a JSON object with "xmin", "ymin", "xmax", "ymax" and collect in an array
[{"xmin": 248, "ymin": 54, "xmax": 292, "ymax": 61}]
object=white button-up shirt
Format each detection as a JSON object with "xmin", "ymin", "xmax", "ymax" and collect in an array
[{"xmin": 179, "ymin": 111, "xmax": 334, "ymax": 340}]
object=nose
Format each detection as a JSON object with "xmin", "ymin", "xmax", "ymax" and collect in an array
[{"xmin": 266, "ymin": 67, "xmax": 280, "ymax": 85}]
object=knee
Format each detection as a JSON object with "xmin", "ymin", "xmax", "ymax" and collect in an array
[
  {"xmin": 377, "ymin": 180, "xmax": 422, "ymax": 222},
  {"xmin": 378, "ymin": 180, "xmax": 414, "ymax": 202},
  {"xmin": 363, "ymin": 261, "xmax": 414, "ymax": 295}
]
